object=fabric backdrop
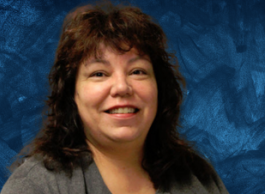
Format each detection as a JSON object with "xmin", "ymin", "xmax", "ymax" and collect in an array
[{"xmin": 1, "ymin": 0, "xmax": 265, "ymax": 193}]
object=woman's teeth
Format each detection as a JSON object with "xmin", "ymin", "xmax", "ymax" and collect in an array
[{"xmin": 108, "ymin": 107, "xmax": 137, "ymax": 114}]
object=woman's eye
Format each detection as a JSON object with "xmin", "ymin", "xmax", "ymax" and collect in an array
[
  {"xmin": 91, "ymin": 72, "xmax": 105, "ymax": 77},
  {"xmin": 132, "ymin": 69, "xmax": 146, "ymax": 75}
]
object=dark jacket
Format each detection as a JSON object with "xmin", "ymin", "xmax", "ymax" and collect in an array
[{"xmin": 1, "ymin": 156, "xmax": 229, "ymax": 194}]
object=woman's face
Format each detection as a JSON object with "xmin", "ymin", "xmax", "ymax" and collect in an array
[{"xmin": 74, "ymin": 45, "xmax": 158, "ymax": 147}]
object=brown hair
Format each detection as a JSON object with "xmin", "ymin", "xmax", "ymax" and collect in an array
[{"xmin": 16, "ymin": 1, "xmax": 217, "ymax": 191}]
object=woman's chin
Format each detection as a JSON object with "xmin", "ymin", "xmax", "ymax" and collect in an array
[{"xmin": 107, "ymin": 128, "xmax": 141, "ymax": 143}]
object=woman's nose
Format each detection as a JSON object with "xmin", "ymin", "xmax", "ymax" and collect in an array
[{"xmin": 110, "ymin": 74, "xmax": 133, "ymax": 97}]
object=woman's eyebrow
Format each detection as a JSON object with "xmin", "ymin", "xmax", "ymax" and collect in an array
[
  {"xmin": 85, "ymin": 59, "xmax": 110, "ymax": 66},
  {"xmin": 84, "ymin": 56, "xmax": 150, "ymax": 67},
  {"xmin": 128, "ymin": 56, "xmax": 151, "ymax": 64}
]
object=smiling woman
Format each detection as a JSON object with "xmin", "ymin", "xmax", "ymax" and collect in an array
[
  {"xmin": 75, "ymin": 46, "xmax": 157, "ymax": 148},
  {"xmin": 1, "ymin": 1, "xmax": 228, "ymax": 194}
]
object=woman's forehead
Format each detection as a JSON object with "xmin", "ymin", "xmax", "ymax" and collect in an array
[{"xmin": 84, "ymin": 43, "xmax": 150, "ymax": 62}]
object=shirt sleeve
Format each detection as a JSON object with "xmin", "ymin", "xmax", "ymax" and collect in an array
[
  {"xmin": 1, "ymin": 176, "xmax": 44, "ymax": 194},
  {"xmin": 0, "ymin": 157, "xmax": 55, "ymax": 194},
  {"xmin": 0, "ymin": 157, "xmax": 85, "ymax": 194}
]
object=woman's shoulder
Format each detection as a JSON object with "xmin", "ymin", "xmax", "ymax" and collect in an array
[
  {"xmin": 164, "ymin": 151, "xmax": 229, "ymax": 194},
  {"xmin": 167, "ymin": 166, "xmax": 229, "ymax": 194},
  {"xmin": 1, "ymin": 156, "xmax": 86, "ymax": 194},
  {"xmin": 5, "ymin": 157, "xmax": 46, "ymax": 180},
  {"xmin": 186, "ymin": 170, "xmax": 228, "ymax": 194},
  {"xmin": 1, "ymin": 157, "xmax": 50, "ymax": 194},
  {"xmin": 167, "ymin": 172, "xmax": 228, "ymax": 194},
  {"xmin": 189, "ymin": 156, "xmax": 229, "ymax": 194}
]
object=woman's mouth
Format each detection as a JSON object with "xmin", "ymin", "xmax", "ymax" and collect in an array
[{"xmin": 105, "ymin": 107, "xmax": 139, "ymax": 114}]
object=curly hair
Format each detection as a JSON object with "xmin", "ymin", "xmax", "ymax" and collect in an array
[{"xmin": 17, "ymin": 1, "xmax": 218, "ymax": 191}]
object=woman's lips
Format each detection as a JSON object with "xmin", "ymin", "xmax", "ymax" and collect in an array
[{"xmin": 104, "ymin": 109, "xmax": 139, "ymax": 119}]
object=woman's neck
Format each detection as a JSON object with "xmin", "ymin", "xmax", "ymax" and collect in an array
[
  {"xmin": 87, "ymin": 139, "xmax": 144, "ymax": 172},
  {"xmin": 86, "ymin": 140, "xmax": 156, "ymax": 194}
]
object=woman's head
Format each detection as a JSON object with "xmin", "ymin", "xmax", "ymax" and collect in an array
[
  {"xmin": 30, "ymin": 1, "xmax": 186, "ymax": 183},
  {"xmin": 50, "ymin": 1, "xmax": 184, "ymax": 138},
  {"xmin": 74, "ymin": 44, "xmax": 158, "ymax": 149}
]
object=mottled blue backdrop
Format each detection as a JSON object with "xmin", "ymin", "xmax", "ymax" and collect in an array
[{"xmin": 1, "ymin": 0, "xmax": 265, "ymax": 193}]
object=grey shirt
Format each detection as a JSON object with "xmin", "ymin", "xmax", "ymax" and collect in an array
[{"xmin": 1, "ymin": 157, "xmax": 229, "ymax": 194}]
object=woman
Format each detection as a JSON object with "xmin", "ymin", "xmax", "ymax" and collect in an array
[{"xmin": 1, "ymin": 1, "xmax": 229, "ymax": 194}]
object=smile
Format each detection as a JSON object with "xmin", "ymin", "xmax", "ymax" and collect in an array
[{"xmin": 106, "ymin": 107, "xmax": 139, "ymax": 114}]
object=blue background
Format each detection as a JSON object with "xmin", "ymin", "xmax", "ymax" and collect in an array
[{"xmin": 1, "ymin": 0, "xmax": 265, "ymax": 193}]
